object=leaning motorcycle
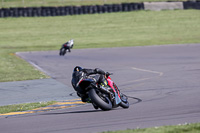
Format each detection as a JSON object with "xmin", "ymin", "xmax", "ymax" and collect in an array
[
  {"xmin": 74, "ymin": 74, "xmax": 129, "ymax": 111},
  {"xmin": 59, "ymin": 39, "xmax": 74, "ymax": 56}
]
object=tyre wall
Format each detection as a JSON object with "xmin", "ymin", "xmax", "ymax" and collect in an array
[
  {"xmin": 0, "ymin": 3, "xmax": 144, "ymax": 17},
  {"xmin": 183, "ymin": 1, "xmax": 200, "ymax": 9},
  {"xmin": 0, "ymin": 1, "xmax": 199, "ymax": 18}
]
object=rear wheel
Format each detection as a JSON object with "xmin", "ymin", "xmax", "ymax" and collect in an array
[{"xmin": 89, "ymin": 89, "xmax": 112, "ymax": 111}]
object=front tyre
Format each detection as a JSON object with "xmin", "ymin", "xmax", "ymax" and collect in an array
[
  {"xmin": 119, "ymin": 94, "xmax": 129, "ymax": 108},
  {"xmin": 60, "ymin": 48, "xmax": 66, "ymax": 56},
  {"xmin": 119, "ymin": 100, "xmax": 129, "ymax": 108},
  {"xmin": 89, "ymin": 89, "xmax": 112, "ymax": 111}
]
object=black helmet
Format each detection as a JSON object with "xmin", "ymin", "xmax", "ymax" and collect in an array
[{"xmin": 74, "ymin": 66, "xmax": 83, "ymax": 72}]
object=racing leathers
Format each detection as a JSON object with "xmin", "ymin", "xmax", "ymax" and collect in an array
[{"xmin": 71, "ymin": 67, "xmax": 107, "ymax": 102}]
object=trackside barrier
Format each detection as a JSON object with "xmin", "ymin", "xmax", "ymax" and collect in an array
[
  {"xmin": 0, "ymin": 1, "xmax": 199, "ymax": 18},
  {"xmin": 144, "ymin": 2, "xmax": 183, "ymax": 11},
  {"xmin": 183, "ymin": 1, "xmax": 200, "ymax": 9},
  {"xmin": 0, "ymin": 3, "xmax": 144, "ymax": 17}
]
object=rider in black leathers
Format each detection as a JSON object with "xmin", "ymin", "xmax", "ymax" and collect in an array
[{"xmin": 71, "ymin": 66, "xmax": 109, "ymax": 102}]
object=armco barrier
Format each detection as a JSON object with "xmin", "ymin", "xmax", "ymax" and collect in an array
[
  {"xmin": 0, "ymin": 1, "xmax": 199, "ymax": 18},
  {"xmin": 0, "ymin": 3, "xmax": 144, "ymax": 18},
  {"xmin": 144, "ymin": 2, "xmax": 183, "ymax": 11}
]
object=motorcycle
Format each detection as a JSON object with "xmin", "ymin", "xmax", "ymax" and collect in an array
[
  {"xmin": 59, "ymin": 39, "xmax": 74, "ymax": 56},
  {"xmin": 74, "ymin": 73, "xmax": 129, "ymax": 111}
]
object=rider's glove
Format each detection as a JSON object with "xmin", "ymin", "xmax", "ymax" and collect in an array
[{"xmin": 106, "ymin": 72, "xmax": 112, "ymax": 77}]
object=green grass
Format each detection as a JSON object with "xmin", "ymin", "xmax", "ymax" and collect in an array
[
  {"xmin": 0, "ymin": 10, "xmax": 200, "ymax": 82},
  {"xmin": 0, "ymin": 51, "xmax": 48, "ymax": 82},
  {"xmin": 0, "ymin": 101, "xmax": 56, "ymax": 114},
  {"xmin": 0, "ymin": 0, "xmax": 187, "ymax": 8},
  {"xmin": 102, "ymin": 123, "xmax": 200, "ymax": 133}
]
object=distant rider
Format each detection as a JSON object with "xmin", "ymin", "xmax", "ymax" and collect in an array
[{"xmin": 59, "ymin": 39, "xmax": 74, "ymax": 55}]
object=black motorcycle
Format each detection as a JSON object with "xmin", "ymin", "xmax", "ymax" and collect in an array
[
  {"xmin": 74, "ymin": 74, "xmax": 129, "ymax": 111},
  {"xmin": 59, "ymin": 39, "xmax": 74, "ymax": 56}
]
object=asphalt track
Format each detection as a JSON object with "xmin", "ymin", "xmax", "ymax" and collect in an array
[{"xmin": 1, "ymin": 44, "xmax": 200, "ymax": 133}]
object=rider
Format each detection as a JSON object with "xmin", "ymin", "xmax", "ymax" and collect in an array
[
  {"xmin": 61, "ymin": 39, "xmax": 73, "ymax": 53},
  {"xmin": 71, "ymin": 66, "xmax": 111, "ymax": 102}
]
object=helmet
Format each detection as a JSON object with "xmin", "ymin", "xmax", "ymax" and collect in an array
[{"xmin": 73, "ymin": 66, "xmax": 82, "ymax": 72}]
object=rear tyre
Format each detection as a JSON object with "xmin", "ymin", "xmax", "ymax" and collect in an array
[{"xmin": 89, "ymin": 89, "xmax": 112, "ymax": 111}]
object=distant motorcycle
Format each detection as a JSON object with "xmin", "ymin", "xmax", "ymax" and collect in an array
[
  {"xmin": 73, "ymin": 73, "xmax": 129, "ymax": 111},
  {"xmin": 59, "ymin": 39, "xmax": 74, "ymax": 56}
]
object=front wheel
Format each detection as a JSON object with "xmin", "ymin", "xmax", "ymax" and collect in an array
[
  {"xmin": 120, "ymin": 100, "xmax": 129, "ymax": 108},
  {"xmin": 119, "ymin": 94, "xmax": 129, "ymax": 108},
  {"xmin": 89, "ymin": 89, "xmax": 112, "ymax": 111},
  {"xmin": 60, "ymin": 48, "xmax": 66, "ymax": 56}
]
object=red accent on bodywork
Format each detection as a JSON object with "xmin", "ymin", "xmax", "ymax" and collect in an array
[{"xmin": 107, "ymin": 76, "xmax": 121, "ymax": 98}]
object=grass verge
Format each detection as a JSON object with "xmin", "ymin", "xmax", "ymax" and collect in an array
[
  {"xmin": 0, "ymin": 101, "xmax": 56, "ymax": 114},
  {"xmin": 0, "ymin": 10, "xmax": 200, "ymax": 82},
  {"xmin": 102, "ymin": 123, "xmax": 200, "ymax": 133}
]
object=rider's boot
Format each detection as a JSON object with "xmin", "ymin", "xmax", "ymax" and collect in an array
[
  {"xmin": 77, "ymin": 92, "xmax": 91, "ymax": 103},
  {"xmin": 81, "ymin": 96, "xmax": 91, "ymax": 103}
]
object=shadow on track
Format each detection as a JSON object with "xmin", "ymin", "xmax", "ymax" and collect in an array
[
  {"xmin": 40, "ymin": 96, "xmax": 142, "ymax": 116},
  {"xmin": 40, "ymin": 109, "xmax": 102, "ymax": 116},
  {"xmin": 69, "ymin": 92, "xmax": 142, "ymax": 105}
]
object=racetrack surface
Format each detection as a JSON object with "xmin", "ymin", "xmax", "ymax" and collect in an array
[{"xmin": 1, "ymin": 44, "xmax": 200, "ymax": 133}]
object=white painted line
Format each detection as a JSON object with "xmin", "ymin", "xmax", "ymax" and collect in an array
[
  {"xmin": 28, "ymin": 61, "xmax": 51, "ymax": 76},
  {"xmin": 120, "ymin": 67, "xmax": 164, "ymax": 86},
  {"xmin": 16, "ymin": 52, "xmax": 51, "ymax": 76},
  {"xmin": 131, "ymin": 67, "xmax": 163, "ymax": 76}
]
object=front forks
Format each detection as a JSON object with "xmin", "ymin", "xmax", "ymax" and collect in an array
[{"xmin": 99, "ymin": 85, "xmax": 121, "ymax": 105}]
